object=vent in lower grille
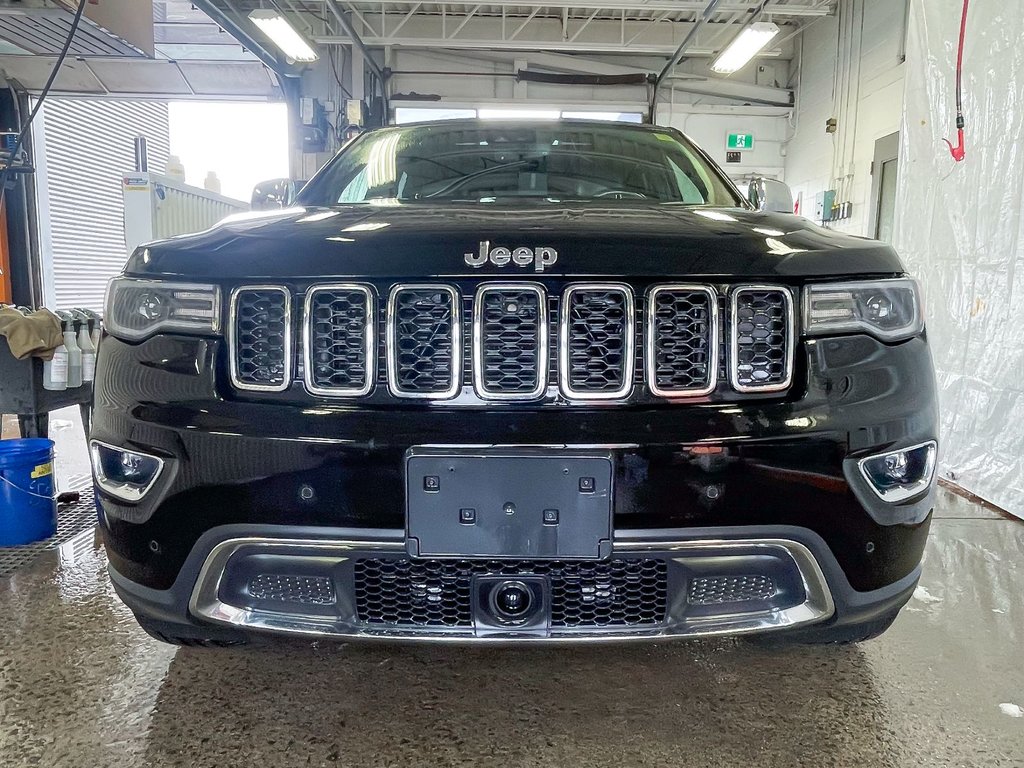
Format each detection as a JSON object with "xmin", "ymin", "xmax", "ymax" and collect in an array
[
  {"xmin": 247, "ymin": 574, "xmax": 337, "ymax": 605},
  {"xmin": 354, "ymin": 558, "xmax": 667, "ymax": 628},
  {"xmin": 473, "ymin": 284, "xmax": 547, "ymax": 399},
  {"xmin": 230, "ymin": 286, "xmax": 292, "ymax": 392},
  {"xmin": 730, "ymin": 286, "xmax": 794, "ymax": 392},
  {"xmin": 687, "ymin": 575, "xmax": 776, "ymax": 605},
  {"xmin": 305, "ymin": 285, "xmax": 374, "ymax": 396},
  {"xmin": 560, "ymin": 284, "xmax": 635, "ymax": 399},
  {"xmin": 647, "ymin": 285, "xmax": 718, "ymax": 396},
  {"xmin": 387, "ymin": 285, "xmax": 461, "ymax": 398}
]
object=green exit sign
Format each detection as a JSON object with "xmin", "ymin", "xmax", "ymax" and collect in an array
[{"xmin": 727, "ymin": 133, "xmax": 755, "ymax": 151}]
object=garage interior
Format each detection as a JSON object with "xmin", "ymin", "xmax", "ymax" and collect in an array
[{"xmin": 0, "ymin": 0, "xmax": 1022, "ymax": 765}]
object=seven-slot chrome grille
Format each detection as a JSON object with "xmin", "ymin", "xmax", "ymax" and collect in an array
[{"xmin": 228, "ymin": 282, "xmax": 796, "ymax": 401}]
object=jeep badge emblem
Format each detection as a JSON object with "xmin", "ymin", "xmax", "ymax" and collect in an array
[{"xmin": 465, "ymin": 241, "xmax": 558, "ymax": 272}]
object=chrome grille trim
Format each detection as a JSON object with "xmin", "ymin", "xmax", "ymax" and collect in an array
[
  {"xmin": 729, "ymin": 285, "xmax": 796, "ymax": 393},
  {"xmin": 386, "ymin": 283, "xmax": 462, "ymax": 399},
  {"xmin": 472, "ymin": 283, "xmax": 548, "ymax": 400},
  {"xmin": 228, "ymin": 285, "xmax": 293, "ymax": 393},
  {"xmin": 645, "ymin": 284, "xmax": 719, "ymax": 398},
  {"xmin": 558, "ymin": 283, "xmax": 636, "ymax": 401},
  {"xmin": 302, "ymin": 283, "xmax": 376, "ymax": 397}
]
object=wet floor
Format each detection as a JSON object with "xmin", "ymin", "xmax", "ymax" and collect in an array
[{"xmin": 1, "ymin": 488, "xmax": 1021, "ymax": 768}]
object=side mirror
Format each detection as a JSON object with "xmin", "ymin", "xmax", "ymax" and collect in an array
[
  {"xmin": 748, "ymin": 177, "xmax": 794, "ymax": 214},
  {"xmin": 251, "ymin": 178, "xmax": 296, "ymax": 211}
]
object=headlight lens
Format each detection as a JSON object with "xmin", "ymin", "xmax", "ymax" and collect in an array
[
  {"xmin": 804, "ymin": 278, "xmax": 923, "ymax": 341},
  {"xmin": 104, "ymin": 277, "xmax": 220, "ymax": 341}
]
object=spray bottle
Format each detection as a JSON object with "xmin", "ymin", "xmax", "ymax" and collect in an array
[
  {"xmin": 56, "ymin": 310, "xmax": 83, "ymax": 388},
  {"xmin": 43, "ymin": 328, "xmax": 69, "ymax": 392},
  {"xmin": 72, "ymin": 309, "xmax": 96, "ymax": 383}
]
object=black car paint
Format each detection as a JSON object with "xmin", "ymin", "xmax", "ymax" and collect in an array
[{"xmin": 125, "ymin": 205, "xmax": 904, "ymax": 280}]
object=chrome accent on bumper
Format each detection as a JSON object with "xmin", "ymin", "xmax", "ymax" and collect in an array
[
  {"xmin": 187, "ymin": 533, "xmax": 835, "ymax": 642},
  {"xmin": 89, "ymin": 439, "xmax": 166, "ymax": 503},
  {"xmin": 857, "ymin": 439, "xmax": 938, "ymax": 503}
]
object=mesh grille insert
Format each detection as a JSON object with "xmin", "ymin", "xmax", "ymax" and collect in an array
[
  {"xmin": 649, "ymin": 287, "xmax": 716, "ymax": 395},
  {"xmin": 248, "ymin": 574, "xmax": 337, "ymax": 605},
  {"xmin": 232, "ymin": 288, "xmax": 290, "ymax": 390},
  {"xmin": 732, "ymin": 288, "xmax": 792, "ymax": 390},
  {"xmin": 354, "ymin": 558, "xmax": 667, "ymax": 628},
  {"xmin": 688, "ymin": 575, "xmax": 776, "ymax": 606},
  {"xmin": 307, "ymin": 286, "xmax": 372, "ymax": 394},
  {"xmin": 389, "ymin": 286, "xmax": 459, "ymax": 396},
  {"xmin": 562, "ymin": 286, "xmax": 633, "ymax": 397},
  {"xmin": 476, "ymin": 286, "xmax": 545, "ymax": 396}
]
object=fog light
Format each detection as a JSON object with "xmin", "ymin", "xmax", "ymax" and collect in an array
[
  {"xmin": 90, "ymin": 440, "xmax": 164, "ymax": 502},
  {"xmin": 858, "ymin": 441, "xmax": 936, "ymax": 502}
]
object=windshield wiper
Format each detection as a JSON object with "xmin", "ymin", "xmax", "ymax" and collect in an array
[{"xmin": 422, "ymin": 158, "xmax": 540, "ymax": 199}]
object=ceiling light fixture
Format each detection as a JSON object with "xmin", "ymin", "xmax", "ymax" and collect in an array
[
  {"xmin": 711, "ymin": 21, "xmax": 780, "ymax": 74},
  {"xmin": 248, "ymin": 9, "xmax": 318, "ymax": 63}
]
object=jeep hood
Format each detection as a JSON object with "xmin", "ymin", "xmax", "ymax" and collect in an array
[{"xmin": 126, "ymin": 203, "xmax": 905, "ymax": 280}]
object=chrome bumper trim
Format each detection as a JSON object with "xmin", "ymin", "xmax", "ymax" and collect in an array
[{"xmin": 188, "ymin": 534, "xmax": 835, "ymax": 643}]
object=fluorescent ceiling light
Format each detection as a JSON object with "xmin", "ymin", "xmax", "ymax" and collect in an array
[
  {"xmin": 249, "ymin": 9, "xmax": 318, "ymax": 63},
  {"xmin": 711, "ymin": 22, "xmax": 780, "ymax": 74}
]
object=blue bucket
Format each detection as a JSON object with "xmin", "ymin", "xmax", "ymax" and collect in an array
[{"xmin": 0, "ymin": 438, "xmax": 58, "ymax": 546}]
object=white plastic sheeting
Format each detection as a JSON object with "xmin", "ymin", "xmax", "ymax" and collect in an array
[{"xmin": 894, "ymin": 0, "xmax": 1024, "ymax": 518}]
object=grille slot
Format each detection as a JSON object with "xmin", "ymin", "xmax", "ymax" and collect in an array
[
  {"xmin": 687, "ymin": 575, "xmax": 776, "ymax": 606},
  {"xmin": 229, "ymin": 286, "xmax": 292, "ymax": 392},
  {"xmin": 387, "ymin": 285, "xmax": 461, "ymax": 398},
  {"xmin": 730, "ymin": 286, "xmax": 794, "ymax": 392},
  {"xmin": 247, "ymin": 574, "xmax": 337, "ymax": 605},
  {"xmin": 647, "ymin": 285, "xmax": 718, "ymax": 396},
  {"xmin": 559, "ymin": 284, "xmax": 635, "ymax": 399},
  {"xmin": 354, "ymin": 558, "xmax": 667, "ymax": 628},
  {"xmin": 304, "ymin": 285, "xmax": 374, "ymax": 396},
  {"xmin": 473, "ymin": 284, "xmax": 547, "ymax": 399}
]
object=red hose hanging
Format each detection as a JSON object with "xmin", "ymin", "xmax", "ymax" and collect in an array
[{"xmin": 943, "ymin": 0, "xmax": 969, "ymax": 162}]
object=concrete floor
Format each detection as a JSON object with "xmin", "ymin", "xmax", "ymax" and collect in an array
[{"xmin": 0, "ymin": 489, "xmax": 1021, "ymax": 768}]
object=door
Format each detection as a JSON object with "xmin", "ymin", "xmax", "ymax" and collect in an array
[{"xmin": 869, "ymin": 132, "xmax": 900, "ymax": 243}]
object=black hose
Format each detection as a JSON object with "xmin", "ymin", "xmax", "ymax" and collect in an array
[{"xmin": 0, "ymin": 0, "xmax": 88, "ymax": 207}]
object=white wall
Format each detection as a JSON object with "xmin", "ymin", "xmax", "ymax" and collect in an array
[
  {"xmin": 657, "ymin": 103, "xmax": 790, "ymax": 182},
  {"xmin": 784, "ymin": 0, "xmax": 908, "ymax": 234}
]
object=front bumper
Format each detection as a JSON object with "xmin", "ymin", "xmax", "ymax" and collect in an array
[
  {"xmin": 94, "ymin": 331, "xmax": 936, "ymax": 641},
  {"xmin": 109, "ymin": 523, "xmax": 919, "ymax": 643}
]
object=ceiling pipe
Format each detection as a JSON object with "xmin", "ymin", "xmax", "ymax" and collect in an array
[
  {"xmin": 649, "ymin": 0, "xmax": 722, "ymax": 120},
  {"xmin": 656, "ymin": 0, "xmax": 724, "ymax": 86},
  {"xmin": 323, "ymin": 0, "xmax": 387, "ymax": 84}
]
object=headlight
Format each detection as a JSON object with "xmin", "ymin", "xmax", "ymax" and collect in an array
[
  {"xmin": 104, "ymin": 277, "xmax": 220, "ymax": 341},
  {"xmin": 804, "ymin": 278, "xmax": 923, "ymax": 341}
]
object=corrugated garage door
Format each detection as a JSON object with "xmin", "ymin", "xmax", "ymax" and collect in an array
[{"xmin": 35, "ymin": 98, "xmax": 170, "ymax": 311}]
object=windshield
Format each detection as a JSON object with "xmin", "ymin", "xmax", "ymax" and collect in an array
[{"xmin": 296, "ymin": 121, "xmax": 743, "ymax": 207}]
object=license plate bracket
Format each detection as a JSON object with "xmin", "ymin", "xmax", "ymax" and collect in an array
[{"xmin": 405, "ymin": 448, "xmax": 613, "ymax": 559}]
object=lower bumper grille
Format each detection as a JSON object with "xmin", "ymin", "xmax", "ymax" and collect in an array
[
  {"xmin": 353, "ymin": 557, "xmax": 668, "ymax": 629},
  {"xmin": 687, "ymin": 574, "xmax": 776, "ymax": 606}
]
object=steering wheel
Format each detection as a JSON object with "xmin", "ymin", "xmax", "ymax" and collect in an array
[{"xmin": 594, "ymin": 189, "xmax": 648, "ymax": 199}]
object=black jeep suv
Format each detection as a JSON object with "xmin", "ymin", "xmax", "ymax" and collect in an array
[{"xmin": 91, "ymin": 119, "xmax": 937, "ymax": 646}]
